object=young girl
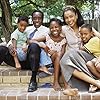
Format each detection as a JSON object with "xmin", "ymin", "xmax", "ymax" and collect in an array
[
  {"xmin": 8, "ymin": 16, "xmax": 29, "ymax": 70},
  {"xmin": 80, "ymin": 24, "xmax": 100, "ymax": 92},
  {"xmin": 33, "ymin": 18, "xmax": 67, "ymax": 91}
]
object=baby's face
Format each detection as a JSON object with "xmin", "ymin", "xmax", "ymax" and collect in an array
[
  {"xmin": 49, "ymin": 21, "xmax": 61, "ymax": 37},
  {"xmin": 18, "ymin": 21, "xmax": 28, "ymax": 33},
  {"xmin": 80, "ymin": 27, "xmax": 93, "ymax": 44}
]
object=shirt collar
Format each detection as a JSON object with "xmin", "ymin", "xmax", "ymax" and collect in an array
[{"xmin": 33, "ymin": 25, "xmax": 43, "ymax": 31}]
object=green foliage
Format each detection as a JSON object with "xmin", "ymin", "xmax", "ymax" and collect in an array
[
  {"xmin": 10, "ymin": 0, "xmax": 98, "ymax": 20},
  {"xmin": 11, "ymin": 0, "xmax": 36, "ymax": 17}
]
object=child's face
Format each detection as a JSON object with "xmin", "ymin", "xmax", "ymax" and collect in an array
[
  {"xmin": 18, "ymin": 21, "xmax": 28, "ymax": 32},
  {"xmin": 80, "ymin": 27, "xmax": 93, "ymax": 43},
  {"xmin": 50, "ymin": 21, "xmax": 61, "ymax": 37}
]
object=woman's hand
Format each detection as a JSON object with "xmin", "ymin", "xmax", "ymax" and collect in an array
[{"xmin": 95, "ymin": 62, "xmax": 100, "ymax": 73}]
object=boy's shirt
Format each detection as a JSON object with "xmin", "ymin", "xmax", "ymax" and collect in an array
[
  {"xmin": 84, "ymin": 37, "xmax": 100, "ymax": 57},
  {"xmin": 7, "ymin": 28, "xmax": 27, "ymax": 48}
]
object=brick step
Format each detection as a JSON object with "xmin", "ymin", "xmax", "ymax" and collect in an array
[
  {"xmin": 0, "ymin": 87, "xmax": 100, "ymax": 100},
  {"xmin": 0, "ymin": 65, "xmax": 54, "ymax": 85},
  {"xmin": 0, "ymin": 65, "xmax": 100, "ymax": 100}
]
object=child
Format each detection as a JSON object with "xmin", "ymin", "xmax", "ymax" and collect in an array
[
  {"xmin": 9, "ymin": 16, "xmax": 29, "ymax": 70},
  {"xmin": 79, "ymin": 24, "xmax": 100, "ymax": 92},
  {"xmin": 33, "ymin": 18, "xmax": 67, "ymax": 91}
]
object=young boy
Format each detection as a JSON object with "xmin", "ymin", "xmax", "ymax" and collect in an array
[
  {"xmin": 79, "ymin": 24, "xmax": 100, "ymax": 78},
  {"xmin": 8, "ymin": 16, "xmax": 29, "ymax": 70}
]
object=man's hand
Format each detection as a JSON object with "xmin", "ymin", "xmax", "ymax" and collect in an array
[
  {"xmin": 22, "ymin": 47, "xmax": 28, "ymax": 53},
  {"xmin": 8, "ymin": 44, "xmax": 16, "ymax": 56}
]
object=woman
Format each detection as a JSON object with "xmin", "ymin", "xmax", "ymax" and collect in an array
[{"xmin": 60, "ymin": 5, "xmax": 100, "ymax": 94}]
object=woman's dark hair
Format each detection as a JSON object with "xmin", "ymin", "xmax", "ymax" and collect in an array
[
  {"xmin": 49, "ymin": 18, "xmax": 63, "ymax": 26},
  {"xmin": 17, "ymin": 16, "xmax": 29, "ymax": 24},
  {"xmin": 32, "ymin": 10, "xmax": 44, "ymax": 21},
  {"xmin": 63, "ymin": 5, "xmax": 84, "ymax": 27},
  {"xmin": 81, "ymin": 24, "xmax": 92, "ymax": 32}
]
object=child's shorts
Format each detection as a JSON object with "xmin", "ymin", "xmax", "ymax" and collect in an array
[
  {"xmin": 17, "ymin": 48, "xmax": 27, "ymax": 61},
  {"xmin": 40, "ymin": 49, "xmax": 52, "ymax": 66}
]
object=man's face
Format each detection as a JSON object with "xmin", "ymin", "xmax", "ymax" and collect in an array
[{"xmin": 32, "ymin": 12, "xmax": 43, "ymax": 28}]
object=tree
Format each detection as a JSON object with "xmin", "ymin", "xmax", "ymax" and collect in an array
[{"xmin": 0, "ymin": 0, "xmax": 13, "ymax": 43}]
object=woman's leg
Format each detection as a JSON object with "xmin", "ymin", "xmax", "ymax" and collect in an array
[
  {"xmin": 61, "ymin": 73, "xmax": 70, "ymax": 89},
  {"xmin": 73, "ymin": 69, "xmax": 100, "ymax": 89},
  {"xmin": 86, "ymin": 61, "xmax": 100, "ymax": 78}
]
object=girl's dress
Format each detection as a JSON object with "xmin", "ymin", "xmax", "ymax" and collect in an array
[
  {"xmin": 40, "ymin": 34, "xmax": 66, "ymax": 66},
  {"xmin": 46, "ymin": 34, "xmax": 66, "ymax": 53}
]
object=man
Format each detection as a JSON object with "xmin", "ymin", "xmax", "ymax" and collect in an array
[{"xmin": 26, "ymin": 10, "xmax": 52, "ymax": 92}]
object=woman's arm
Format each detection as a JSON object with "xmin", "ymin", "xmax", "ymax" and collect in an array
[{"xmin": 95, "ymin": 56, "xmax": 100, "ymax": 66}]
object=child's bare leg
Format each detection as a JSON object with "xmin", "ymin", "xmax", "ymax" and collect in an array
[
  {"xmin": 38, "ymin": 66, "xmax": 52, "ymax": 75},
  {"xmin": 14, "ymin": 56, "xmax": 21, "ymax": 70},
  {"xmin": 86, "ymin": 61, "xmax": 100, "ymax": 78},
  {"xmin": 51, "ymin": 53, "xmax": 61, "ymax": 91}
]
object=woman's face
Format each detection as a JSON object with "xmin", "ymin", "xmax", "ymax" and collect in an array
[
  {"xmin": 50, "ymin": 21, "xmax": 62, "ymax": 37},
  {"xmin": 64, "ymin": 10, "xmax": 78, "ymax": 28}
]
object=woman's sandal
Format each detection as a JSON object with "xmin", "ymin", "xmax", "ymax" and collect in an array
[{"xmin": 88, "ymin": 84, "xmax": 98, "ymax": 93}]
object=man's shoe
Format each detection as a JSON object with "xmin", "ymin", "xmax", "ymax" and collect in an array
[{"xmin": 28, "ymin": 82, "xmax": 37, "ymax": 92}]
